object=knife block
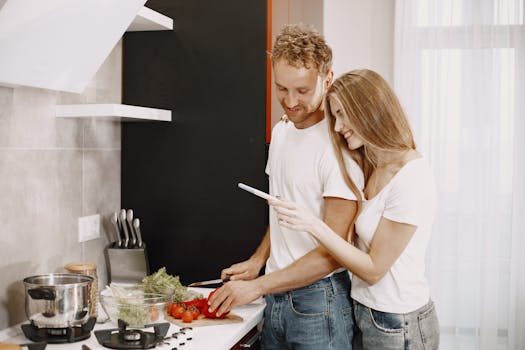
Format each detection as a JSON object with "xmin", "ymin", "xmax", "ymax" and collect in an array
[{"xmin": 105, "ymin": 245, "xmax": 150, "ymax": 284}]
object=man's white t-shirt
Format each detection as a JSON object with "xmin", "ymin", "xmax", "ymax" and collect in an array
[
  {"xmin": 351, "ymin": 157, "xmax": 436, "ymax": 313},
  {"xmin": 265, "ymin": 117, "xmax": 364, "ymax": 275}
]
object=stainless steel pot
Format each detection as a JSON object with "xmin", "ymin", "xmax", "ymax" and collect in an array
[{"xmin": 23, "ymin": 273, "xmax": 94, "ymax": 328}]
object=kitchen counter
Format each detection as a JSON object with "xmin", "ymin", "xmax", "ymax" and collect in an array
[{"xmin": 0, "ymin": 288, "xmax": 265, "ymax": 350}]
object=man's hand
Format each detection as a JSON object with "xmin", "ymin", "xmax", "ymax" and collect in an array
[
  {"xmin": 207, "ymin": 280, "xmax": 264, "ymax": 317},
  {"xmin": 221, "ymin": 258, "xmax": 262, "ymax": 281}
]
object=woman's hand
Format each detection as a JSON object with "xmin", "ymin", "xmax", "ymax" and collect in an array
[{"xmin": 268, "ymin": 197, "xmax": 322, "ymax": 234}]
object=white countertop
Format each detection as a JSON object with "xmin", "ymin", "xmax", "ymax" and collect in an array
[{"xmin": 0, "ymin": 288, "xmax": 265, "ymax": 350}]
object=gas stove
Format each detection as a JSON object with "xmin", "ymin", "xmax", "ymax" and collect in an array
[
  {"xmin": 1, "ymin": 295, "xmax": 265, "ymax": 350},
  {"xmin": 94, "ymin": 320, "xmax": 170, "ymax": 350},
  {"xmin": 21, "ymin": 317, "xmax": 96, "ymax": 343}
]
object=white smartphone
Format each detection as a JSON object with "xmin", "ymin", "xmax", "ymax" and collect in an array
[{"xmin": 238, "ymin": 183, "xmax": 279, "ymax": 202}]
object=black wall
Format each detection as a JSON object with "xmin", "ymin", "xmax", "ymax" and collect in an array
[{"xmin": 122, "ymin": 0, "xmax": 268, "ymax": 284}]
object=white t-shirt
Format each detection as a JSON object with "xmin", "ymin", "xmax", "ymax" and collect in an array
[
  {"xmin": 351, "ymin": 157, "xmax": 436, "ymax": 313},
  {"xmin": 265, "ymin": 118, "xmax": 364, "ymax": 275}
]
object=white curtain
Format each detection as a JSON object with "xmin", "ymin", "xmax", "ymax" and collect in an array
[{"xmin": 394, "ymin": 0, "xmax": 525, "ymax": 349}]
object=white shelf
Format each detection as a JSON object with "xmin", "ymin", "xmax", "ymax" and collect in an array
[
  {"xmin": 127, "ymin": 6, "xmax": 173, "ymax": 31},
  {"xmin": 56, "ymin": 104, "xmax": 172, "ymax": 122}
]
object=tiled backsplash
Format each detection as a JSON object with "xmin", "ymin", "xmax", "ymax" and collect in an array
[{"xmin": 0, "ymin": 41, "xmax": 123, "ymax": 329}]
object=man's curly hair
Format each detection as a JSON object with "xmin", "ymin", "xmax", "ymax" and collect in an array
[{"xmin": 270, "ymin": 23, "xmax": 332, "ymax": 76}]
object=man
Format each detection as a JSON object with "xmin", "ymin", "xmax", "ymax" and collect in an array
[{"xmin": 208, "ymin": 24, "xmax": 363, "ymax": 349}]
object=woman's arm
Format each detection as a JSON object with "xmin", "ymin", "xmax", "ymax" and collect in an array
[
  {"xmin": 271, "ymin": 199, "xmax": 417, "ymax": 285},
  {"xmin": 207, "ymin": 197, "xmax": 356, "ymax": 316}
]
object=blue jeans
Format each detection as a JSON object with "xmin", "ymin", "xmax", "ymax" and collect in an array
[
  {"xmin": 353, "ymin": 299, "xmax": 440, "ymax": 350},
  {"xmin": 261, "ymin": 271, "xmax": 354, "ymax": 350}
]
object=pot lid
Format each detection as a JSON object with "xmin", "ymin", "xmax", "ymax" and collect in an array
[{"xmin": 64, "ymin": 262, "xmax": 96, "ymax": 273}]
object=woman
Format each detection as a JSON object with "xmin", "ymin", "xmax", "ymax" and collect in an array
[{"xmin": 270, "ymin": 69, "xmax": 440, "ymax": 350}]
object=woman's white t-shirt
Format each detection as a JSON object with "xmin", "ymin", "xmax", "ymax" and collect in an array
[{"xmin": 351, "ymin": 157, "xmax": 436, "ymax": 313}]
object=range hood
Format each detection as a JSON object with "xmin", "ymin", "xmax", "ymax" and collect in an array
[{"xmin": 0, "ymin": 0, "xmax": 148, "ymax": 93}]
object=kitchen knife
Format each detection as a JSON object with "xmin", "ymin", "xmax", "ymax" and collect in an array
[
  {"xmin": 110, "ymin": 212, "xmax": 122, "ymax": 248},
  {"xmin": 116, "ymin": 210, "xmax": 127, "ymax": 248},
  {"xmin": 126, "ymin": 209, "xmax": 137, "ymax": 248},
  {"xmin": 133, "ymin": 218, "xmax": 143, "ymax": 248},
  {"xmin": 119, "ymin": 209, "xmax": 129, "ymax": 248},
  {"xmin": 188, "ymin": 276, "xmax": 231, "ymax": 287}
]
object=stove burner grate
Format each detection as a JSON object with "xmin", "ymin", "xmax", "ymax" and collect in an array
[
  {"xmin": 94, "ymin": 320, "xmax": 170, "ymax": 349},
  {"xmin": 21, "ymin": 317, "xmax": 96, "ymax": 343}
]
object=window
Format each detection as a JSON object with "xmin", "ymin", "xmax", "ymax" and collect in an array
[{"xmin": 395, "ymin": 0, "xmax": 525, "ymax": 348}]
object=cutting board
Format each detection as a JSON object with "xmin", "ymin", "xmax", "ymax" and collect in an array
[
  {"xmin": 166, "ymin": 313, "xmax": 243, "ymax": 327},
  {"xmin": 167, "ymin": 286, "xmax": 244, "ymax": 327}
]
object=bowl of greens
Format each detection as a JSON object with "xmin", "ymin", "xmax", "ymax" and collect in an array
[
  {"xmin": 141, "ymin": 267, "xmax": 203, "ymax": 303},
  {"xmin": 100, "ymin": 285, "xmax": 172, "ymax": 327}
]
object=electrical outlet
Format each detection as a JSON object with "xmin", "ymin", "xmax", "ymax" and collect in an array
[{"xmin": 78, "ymin": 214, "xmax": 101, "ymax": 242}]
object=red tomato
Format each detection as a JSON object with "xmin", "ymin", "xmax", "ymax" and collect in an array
[
  {"xmin": 203, "ymin": 289, "xmax": 230, "ymax": 319},
  {"xmin": 167, "ymin": 303, "xmax": 174, "ymax": 312},
  {"xmin": 189, "ymin": 305, "xmax": 200, "ymax": 319},
  {"xmin": 171, "ymin": 304, "xmax": 186, "ymax": 319},
  {"xmin": 169, "ymin": 303, "xmax": 177, "ymax": 315},
  {"xmin": 181, "ymin": 310, "xmax": 194, "ymax": 323}
]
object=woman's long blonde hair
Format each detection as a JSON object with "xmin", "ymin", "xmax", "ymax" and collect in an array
[{"xmin": 325, "ymin": 69, "xmax": 416, "ymax": 219}]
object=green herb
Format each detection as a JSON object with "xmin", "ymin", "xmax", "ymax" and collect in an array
[
  {"xmin": 142, "ymin": 267, "xmax": 203, "ymax": 303},
  {"xmin": 117, "ymin": 303, "xmax": 149, "ymax": 326}
]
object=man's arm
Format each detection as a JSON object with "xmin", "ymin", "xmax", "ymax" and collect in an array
[
  {"xmin": 220, "ymin": 227, "xmax": 270, "ymax": 281},
  {"xmin": 209, "ymin": 197, "xmax": 356, "ymax": 315},
  {"xmin": 255, "ymin": 197, "xmax": 356, "ymax": 293}
]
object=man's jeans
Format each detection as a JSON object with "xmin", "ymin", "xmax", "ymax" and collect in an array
[
  {"xmin": 354, "ymin": 299, "xmax": 440, "ymax": 350},
  {"xmin": 261, "ymin": 271, "xmax": 354, "ymax": 350}
]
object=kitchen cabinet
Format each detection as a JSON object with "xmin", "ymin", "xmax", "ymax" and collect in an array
[{"xmin": 231, "ymin": 326, "xmax": 261, "ymax": 349}]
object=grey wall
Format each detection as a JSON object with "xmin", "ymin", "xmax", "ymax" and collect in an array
[{"xmin": 0, "ymin": 41, "xmax": 123, "ymax": 329}]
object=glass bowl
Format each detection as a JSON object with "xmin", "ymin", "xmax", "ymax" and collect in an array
[{"xmin": 99, "ymin": 285, "xmax": 172, "ymax": 327}]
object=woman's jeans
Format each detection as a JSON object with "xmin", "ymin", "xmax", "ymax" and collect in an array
[
  {"xmin": 261, "ymin": 271, "xmax": 354, "ymax": 350},
  {"xmin": 354, "ymin": 299, "xmax": 440, "ymax": 350}
]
